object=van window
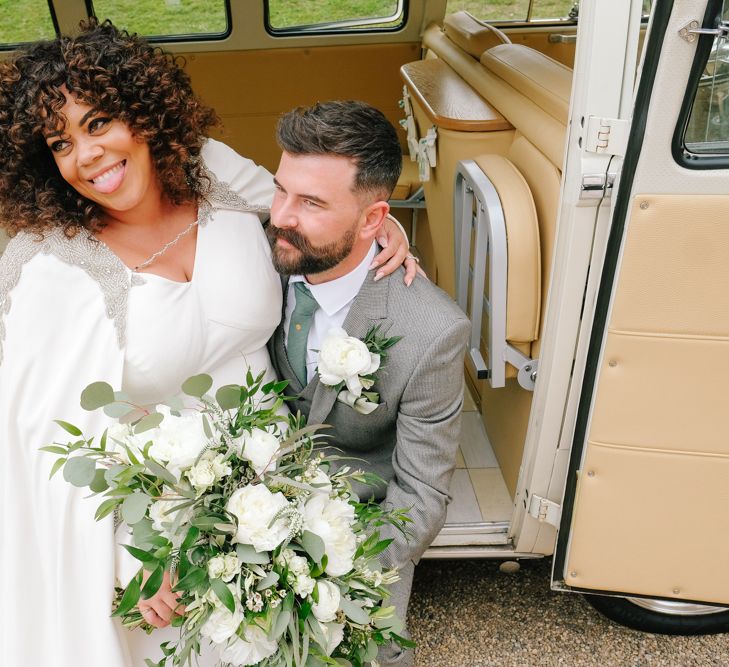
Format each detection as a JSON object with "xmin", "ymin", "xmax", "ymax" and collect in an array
[
  {"xmin": 444, "ymin": 0, "xmax": 575, "ymax": 22},
  {"xmin": 266, "ymin": 0, "xmax": 404, "ymax": 33},
  {"xmin": 90, "ymin": 0, "xmax": 228, "ymax": 39},
  {"xmin": 684, "ymin": 3, "xmax": 729, "ymax": 154},
  {"xmin": 0, "ymin": 0, "xmax": 55, "ymax": 46}
]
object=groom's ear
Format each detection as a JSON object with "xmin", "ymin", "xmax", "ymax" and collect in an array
[{"xmin": 359, "ymin": 200, "xmax": 390, "ymax": 241}]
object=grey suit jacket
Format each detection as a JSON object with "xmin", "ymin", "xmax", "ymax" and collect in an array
[{"xmin": 268, "ymin": 267, "xmax": 470, "ymax": 571}]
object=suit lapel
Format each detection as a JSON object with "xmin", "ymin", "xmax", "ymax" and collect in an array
[{"xmin": 308, "ymin": 272, "xmax": 393, "ymax": 426}]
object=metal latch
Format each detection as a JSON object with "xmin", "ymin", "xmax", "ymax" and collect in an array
[
  {"xmin": 679, "ymin": 19, "xmax": 729, "ymax": 43},
  {"xmin": 528, "ymin": 495, "xmax": 562, "ymax": 528},
  {"xmin": 399, "ymin": 86, "xmax": 419, "ymax": 162},
  {"xmin": 417, "ymin": 127, "xmax": 437, "ymax": 182},
  {"xmin": 580, "ymin": 173, "xmax": 615, "ymax": 200},
  {"xmin": 584, "ymin": 116, "xmax": 630, "ymax": 157}
]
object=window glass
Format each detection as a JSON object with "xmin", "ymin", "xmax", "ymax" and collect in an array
[
  {"xmin": 91, "ymin": 0, "xmax": 228, "ymax": 38},
  {"xmin": 267, "ymin": 0, "xmax": 403, "ymax": 32},
  {"xmin": 0, "ymin": 0, "xmax": 55, "ymax": 45},
  {"xmin": 445, "ymin": 0, "xmax": 576, "ymax": 22},
  {"xmin": 684, "ymin": 2, "xmax": 729, "ymax": 153}
]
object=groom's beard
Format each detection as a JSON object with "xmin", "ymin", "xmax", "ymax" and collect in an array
[{"xmin": 266, "ymin": 223, "xmax": 357, "ymax": 276}]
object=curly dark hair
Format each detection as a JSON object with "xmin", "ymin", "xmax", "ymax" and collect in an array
[{"xmin": 0, "ymin": 18, "xmax": 219, "ymax": 237}]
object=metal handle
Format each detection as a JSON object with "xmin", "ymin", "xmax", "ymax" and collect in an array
[{"xmin": 548, "ymin": 33, "xmax": 577, "ymax": 44}]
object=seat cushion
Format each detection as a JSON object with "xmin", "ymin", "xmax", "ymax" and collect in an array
[
  {"xmin": 444, "ymin": 11, "xmax": 511, "ymax": 59},
  {"xmin": 391, "ymin": 157, "xmax": 420, "ymax": 200},
  {"xmin": 473, "ymin": 154, "xmax": 541, "ymax": 343}
]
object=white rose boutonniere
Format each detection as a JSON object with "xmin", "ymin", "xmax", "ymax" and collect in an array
[{"xmin": 317, "ymin": 325, "xmax": 401, "ymax": 415}]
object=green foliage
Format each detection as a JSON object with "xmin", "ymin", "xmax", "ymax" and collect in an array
[
  {"xmin": 181, "ymin": 373, "xmax": 213, "ymax": 397},
  {"xmin": 80, "ymin": 381, "xmax": 115, "ymax": 411}
]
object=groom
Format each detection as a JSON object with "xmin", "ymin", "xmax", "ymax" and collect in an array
[{"xmin": 266, "ymin": 100, "xmax": 469, "ymax": 666}]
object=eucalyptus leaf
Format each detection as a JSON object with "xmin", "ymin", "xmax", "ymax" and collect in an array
[
  {"xmin": 339, "ymin": 597, "xmax": 370, "ymax": 625},
  {"xmin": 235, "ymin": 543, "xmax": 270, "ymax": 564},
  {"xmin": 122, "ymin": 493, "xmax": 151, "ymax": 525},
  {"xmin": 80, "ymin": 381, "xmax": 115, "ymax": 411},
  {"xmin": 104, "ymin": 401, "xmax": 135, "ymax": 418},
  {"xmin": 112, "ymin": 574, "xmax": 141, "ymax": 617},
  {"xmin": 210, "ymin": 577, "xmax": 236, "ymax": 614},
  {"xmin": 94, "ymin": 498, "xmax": 118, "ymax": 521},
  {"xmin": 146, "ymin": 459, "xmax": 178, "ymax": 485},
  {"xmin": 181, "ymin": 374, "xmax": 213, "ymax": 397},
  {"xmin": 89, "ymin": 468, "xmax": 109, "ymax": 493},
  {"xmin": 301, "ymin": 531, "xmax": 325, "ymax": 564},
  {"xmin": 104, "ymin": 463, "xmax": 126, "ymax": 486},
  {"xmin": 256, "ymin": 571, "xmax": 280, "ymax": 591},
  {"xmin": 173, "ymin": 566, "xmax": 207, "ymax": 592},
  {"xmin": 48, "ymin": 457, "xmax": 66, "ymax": 480},
  {"xmin": 164, "ymin": 395, "xmax": 185, "ymax": 412},
  {"xmin": 134, "ymin": 412, "xmax": 163, "ymax": 434},
  {"xmin": 216, "ymin": 384, "xmax": 241, "ymax": 410},
  {"xmin": 63, "ymin": 456, "xmax": 96, "ymax": 487},
  {"xmin": 273, "ymin": 609, "xmax": 291, "ymax": 640},
  {"xmin": 40, "ymin": 445, "xmax": 69, "ymax": 455},
  {"xmin": 363, "ymin": 639, "xmax": 378, "ymax": 662},
  {"xmin": 54, "ymin": 420, "xmax": 82, "ymax": 437}
]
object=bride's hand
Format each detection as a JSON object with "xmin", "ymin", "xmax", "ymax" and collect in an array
[
  {"xmin": 372, "ymin": 214, "xmax": 427, "ymax": 287},
  {"xmin": 137, "ymin": 569, "xmax": 185, "ymax": 628}
]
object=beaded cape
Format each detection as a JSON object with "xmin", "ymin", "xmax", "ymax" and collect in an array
[{"xmin": 0, "ymin": 168, "xmax": 269, "ymax": 364}]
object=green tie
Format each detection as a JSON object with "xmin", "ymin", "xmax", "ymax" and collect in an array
[{"xmin": 287, "ymin": 282, "xmax": 319, "ymax": 385}]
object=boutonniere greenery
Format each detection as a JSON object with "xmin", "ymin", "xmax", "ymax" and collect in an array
[{"xmin": 317, "ymin": 325, "xmax": 402, "ymax": 414}]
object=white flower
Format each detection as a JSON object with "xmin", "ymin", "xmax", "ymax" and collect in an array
[
  {"xmin": 318, "ymin": 328, "xmax": 380, "ymax": 397},
  {"xmin": 208, "ymin": 553, "xmax": 240, "ymax": 582},
  {"xmin": 187, "ymin": 453, "xmax": 232, "ymax": 495},
  {"xmin": 278, "ymin": 548, "xmax": 310, "ymax": 576},
  {"xmin": 149, "ymin": 495, "xmax": 192, "ymax": 543},
  {"xmin": 311, "ymin": 580, "xmax": 341, "ymax": 623},
  {"xmin": 236, "ymin": 428, "xmax": 280, "ymax": 476},
  {"xmin": 307, "ymin": 468, "xmax": 333, "ymax": 495},
  {"xmin": 220, "ymin": 625, "xmax": 278, "ymax": 666},
  {"xmin": 319, "ymin": 621, "xmax": 345, "ymax": 656},
  {"xmin": 107, "ymin": 422, "xmax": 145, "ymax": 464},
  {"xmin": 226, "ymin": 484, "xmax": 290, "ymax": 552},
  {"xmin": 302, "ymin": 494, "xmax": 357, "ymax": 577},
  {"xmin": 201, "ymin": 605, "xmax": 243, "ymax": 645},
  {"xmin": 336, "ymin": 389, "xmax": 379, "ymax": 415},
  {"xmin": 293, "ymin": 573, "xmax": 316, "ymax": 597},
  {"xmin": 148, "ymin": 406, "xmax": 209, "ymax": 477}
]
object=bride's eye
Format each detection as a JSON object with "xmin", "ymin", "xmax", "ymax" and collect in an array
[
  {"xmin": 88, "ymin": 117, "xmax": 112, "ymax": 133},
  {"xmin": 49, "ymin": 138, "xmax": 70, "ymax": 153}
]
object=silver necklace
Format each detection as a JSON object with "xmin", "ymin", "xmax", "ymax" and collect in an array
[{"xmin": 132, "ymin": 218, "xmax": 199, "ymax": 273}]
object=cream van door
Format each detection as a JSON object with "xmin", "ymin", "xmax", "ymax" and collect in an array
[{"xmin": 554, "ymin": 0, "xmax": 729, "ymax": 605}]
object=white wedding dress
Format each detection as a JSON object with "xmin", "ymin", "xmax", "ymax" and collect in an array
[{"xmin": 0, "ymin": 140, "xmax": 281, "ymax": 666}]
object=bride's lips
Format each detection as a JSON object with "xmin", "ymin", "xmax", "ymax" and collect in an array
[{"xmin": 88, "ymin": 160, "xmax": 126, "ymax": 194}]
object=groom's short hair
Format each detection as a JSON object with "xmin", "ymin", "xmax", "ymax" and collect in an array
[{"xmin": 276, "ymin": 100, "xmax": 402, "ymax": 200}]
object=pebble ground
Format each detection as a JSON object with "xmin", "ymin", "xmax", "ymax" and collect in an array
[{"xmin": 408, "ymin": 558, "xmax": 729, "ymax": 666}]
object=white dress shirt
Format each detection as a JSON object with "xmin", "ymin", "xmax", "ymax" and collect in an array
[{"xmin": 284, "ymin": 243, "xmax": 377, "ymax": 383}]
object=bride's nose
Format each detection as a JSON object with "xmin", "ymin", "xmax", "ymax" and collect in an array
[{"xmin": 76, "ymin": 137, "xmax": 103, "ymax": 167}]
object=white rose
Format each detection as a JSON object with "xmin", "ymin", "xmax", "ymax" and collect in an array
[
  {"xmin": 149, "ymin": 495, "xmax": 192, "ymax": 543},
  {"xmin": 201, "ymin": 605, "xmax": 242, "ymax": 645},
  {"xmin": 319, "ymin": 621, "xmax": 345, "ymax": 656},
  {"xmin": 107, "ymin": 422, "xmax": 145, "ymax": 464},
  {"xmin": 293, "ymin": 573, "xmax": 316, "ymax": 597},
  {"xmin": 311, "ymin": 580, "xmax": 341, "ymax": 623},
  {"xmin": 187, "ymin": 459, "xmax": 216, "ymax": 494},
  {"xmin": 219, "ymin": 625, "xmax": 278, "ymax": 666},
  {"xmin": 222, "ymin": 553, "xmax": 240, "ymax": 581},
  {"xmin": 208, "ymin": 555, "xmax": 226, "ymax": 580},
  {"xmin": 236, "ymin": 428, "xmax": 280, "ymax": 476},
  {"xmin": 302, "ymin": 494, "xmax": 357, "ymax": 577},
  {"xmin": 318, "ymin": 328, "xmax": 380, "ymax": 397},
  {"xmin": 148, "ymin": 406, "xmax": 209, "ymax": 477},
  {"xmin": 226, "ymin": 484, "xmax": 290, "ymax": 552},
  {"xmin": 308, "ymin": 468, "xmax": 333, "ymax": 495},
  {"xmin": 211, "ymin": 453, "xmax": 232, "ymax": 479}
]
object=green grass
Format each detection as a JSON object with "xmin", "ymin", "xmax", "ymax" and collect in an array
[{"xmin": 0, "ymin": 0, "xmax": 579, "ymax": 46}]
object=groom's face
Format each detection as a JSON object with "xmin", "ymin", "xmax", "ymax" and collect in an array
[{"xmin": 267, "ymin": 151, "xmax": 366, "ymax": 276}]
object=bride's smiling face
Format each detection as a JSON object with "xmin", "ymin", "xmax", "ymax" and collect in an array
[{"xmin": 43, "ymin": 89, "xmax": 159, "ymax": 216}]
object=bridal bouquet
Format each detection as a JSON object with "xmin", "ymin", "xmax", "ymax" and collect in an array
[{"xmin": 43, "ymin": 371, "xmax": 412, "ymax": 666}]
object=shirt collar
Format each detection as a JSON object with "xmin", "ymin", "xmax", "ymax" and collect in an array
[{"xmin": 290, "ymin": 243, "xmax": 376, "ymax": 316}]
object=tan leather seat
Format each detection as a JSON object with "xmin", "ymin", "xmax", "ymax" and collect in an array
[
  {"xmin": 443, "ymin": 11, "xmax": 511, "ymax": 59},
  {"xmin": 391, "ymin": 158, "xmax": 420, "ymax": 200}
]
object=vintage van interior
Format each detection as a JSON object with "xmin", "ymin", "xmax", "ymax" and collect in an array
[{"xmin": 0, "ymin": 1, "xmax": 638, "ymax": 556}]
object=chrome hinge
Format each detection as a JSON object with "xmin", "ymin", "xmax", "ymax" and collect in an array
[
  {"xmin": 679, "ymin": 19, "xmax": 729, "ymax": 43},
  {"xmin": 528, "ymin": 494, "xmax": 562, "ymax": 528},
  {"xmin": 580, "ymin": 173, "xmax": 615, "ymax": 200},
  {"xmin": 584, "ymin": 116, "xmax": 630, "ymax": 157}
]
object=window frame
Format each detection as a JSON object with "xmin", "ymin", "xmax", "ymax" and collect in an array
[
  {"xmin": 672, "ymin": 0, "xmax": 729, "ymax": 169},
  {"xmin": 85, "ymin": 0, "xmax": 232, "ymax": 43},
  {"xmin": 264, "ymin": 0, "xmax": 408, "ymax": 37}
]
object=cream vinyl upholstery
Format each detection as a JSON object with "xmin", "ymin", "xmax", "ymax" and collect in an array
[
  {"xmin": 566, "ymin": 194, "xmax": 729, "ymax": 599},
  {"xmin": 443, "ymin": 11, "xmax": 511, "ymax": 59}
]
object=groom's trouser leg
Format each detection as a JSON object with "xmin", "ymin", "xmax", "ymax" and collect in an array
[{"xmin": 378, "ymin": 560, "xmax": 415, "ymax": 667}]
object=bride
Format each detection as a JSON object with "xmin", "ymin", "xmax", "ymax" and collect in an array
[{"xmin": 0, "ymin": 19, "xmax": 414, "ymax": 666}]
